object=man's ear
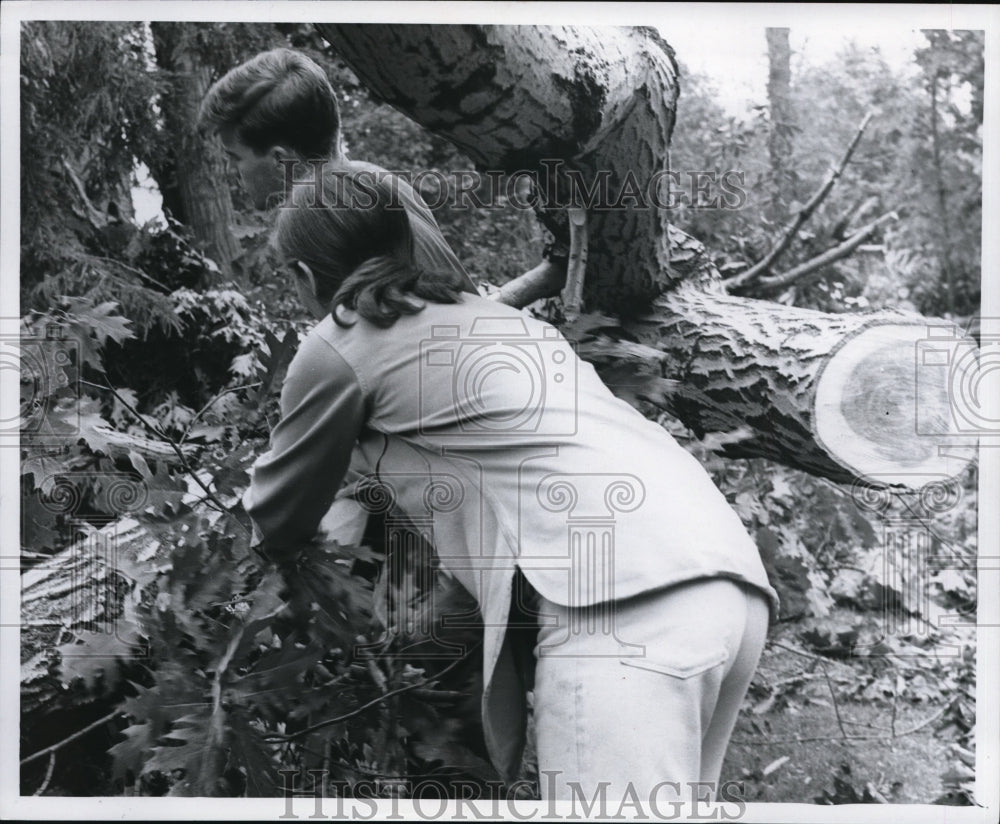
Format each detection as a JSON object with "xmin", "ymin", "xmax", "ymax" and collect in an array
[
  {"xmin": 292, "ymin": 260, "xmax": 328, "ymax": 319},
  {"xmin": 292, "ymin": 260, "xmax": 317, "ymax": 294},
  {"xmin": 270, "ymin": 145, "xmax": 296, "ymax": 170}
]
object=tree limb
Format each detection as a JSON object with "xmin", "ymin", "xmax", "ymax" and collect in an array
[
  {"xmin": 561, "ymin": 207, "xmax": 589, "ymax": 321},
  {"xmin": 751, "ymin": 211, "xmax": 898, "ymax": 292},
  {"xmin": 489, "ymin": 259, "xmax": 566, "ymax": 309},
  {"xmin": 730, "ymin": 697, "xmax": 956, "ymax": 746},
  {"xmin": 21, "ymin": 710, "xmax": 124, "ymax": 766},
  {"xmin": 262, "ymin": 645, "xmax": 476, "ymax": 743},
  {"xmin": 724, "ymin": 111, "xmax": 874, "ymax": 292},
  {"xmin": 61, "ymin": 157, "xmax": 107, "ymax": 229}
]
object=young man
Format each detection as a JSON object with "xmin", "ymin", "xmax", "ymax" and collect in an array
[
  {"xmin": 198, "ymin": 47, "xmax": 478, "ymax": 295},
  {"xmin": 200, "ymin": 47, "xmax": 485, "ymax": 547}
]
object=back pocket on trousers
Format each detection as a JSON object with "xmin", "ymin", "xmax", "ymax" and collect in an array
[{"xmin": 619, "ymin": 646, "xmax": 727, "ymax": 679}]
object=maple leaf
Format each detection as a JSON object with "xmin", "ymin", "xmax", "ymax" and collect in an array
[
  {"xmin": 145, "ymin": 712, "xmax": 227, "ymax": 796},
  {"xmin": 225, "ymin": 708, "xmax": 282, "ymax": 797},
  {"xmin": 74, "ymin": 397, "xmax": 120, "ymax": 456},
  {"xmin": 109, "ymin": 721, "xmax": 155, "ymax": 783},
  {"xmin": 64, "ymin": 297, "xmax": 135, "ymax": 347},
  {"xmin": 284, "ymin": 547, "xmax": 374, "ymax": 647},
  {"xmin": 143, "ymin": 459, "xmax": 187, "ymax": 514},
  {"xmin": 229, "ymin": 638, "xmax": 323, "ymax": 702},
  {"xmin": 56, "ymin": 622, "xmax": 142, "ymax": 693},
  {"xmin": 21, "ymin": 453, "xmax": 66, "ymax": 493}
]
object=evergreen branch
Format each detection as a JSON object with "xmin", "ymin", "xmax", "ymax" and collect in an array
[{"xmin": 84, "ymin": 254, "xmax": 173, "ymax": 293}]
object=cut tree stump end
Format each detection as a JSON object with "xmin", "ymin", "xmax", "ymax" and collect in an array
[{"xmin": 814, "ymin": 321, "xmax": 980, "ymax": 488}]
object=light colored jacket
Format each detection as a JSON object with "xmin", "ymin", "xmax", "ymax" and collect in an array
[{"xmin": 244, "ymin": 295, "xmax": 778, "ymax": 778}]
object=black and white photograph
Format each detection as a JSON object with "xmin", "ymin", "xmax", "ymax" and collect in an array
[{"xmin": 2, "ymin": 2, "xmax": 997, "ymax": 821}]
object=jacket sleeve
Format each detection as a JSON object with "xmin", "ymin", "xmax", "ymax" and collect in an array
[{"xmin": 242, "ymin": 332, "xmax": 367, "ymax": 561}]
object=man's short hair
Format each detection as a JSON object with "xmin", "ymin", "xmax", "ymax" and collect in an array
[{"xmin": 199, "ymin": 48, "xmax": 341, "ymax": 159}]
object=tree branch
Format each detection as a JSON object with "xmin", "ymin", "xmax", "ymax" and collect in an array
[
  {"xmin": 61, "ymin": 157, "xmax": 106, "ymax": 229},
  {"xmin": 730, "ymin": 697, "xmax": 956, "ymax": 746},
  {"xmin": 32, "ymin": 753, "xmax": 56, "ymax": 795},
  {"xmin": 20, "ymin": 710, "xmax": 124, "ymax": 767},
  {"xmin": 262, "ymin": 645, "xmax": 476, "ymax": 742},
  {"xmin": 724, "ymin": 111, "xmax": 874, "ymax": 292},
  {"xmin": 751, "ymin": 211, "xmax": 898, "ymax": 292},
  {"xmin": 489, "ymin": 259, "xmax": 566, "ymax": 309},
  {"xmin": 561, "ymin": 207, "xmax": 589, "ymax": 321},
  {"xmin": 81, "ymin": 379, "xmax": 248, "ymax": 531}
]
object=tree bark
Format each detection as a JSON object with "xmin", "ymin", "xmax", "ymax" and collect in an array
[
  {"xmin": 766, "ymin": 27, "xmax": 795, "ymax": 221},
  {"xmin": 319, "ymin": 24, "xmax": 679, "ymax": 315},
  {"xmin": 929, "ymin": 71, "xmax": 956, "ymax": 315},
  {"xmin": 627, "ymin": 284, "xmax": 975, "ymax": 483},
  {"xmin": 151, "ymin": 23, "xmax": 241, "ymax": 281},
  {"xmin": 20, "ymin": 518, "xmax": 147, "ymax": 716},
  {"xmin": 317, "ymin": 23, "xmax": 973, "ymax": 488}
]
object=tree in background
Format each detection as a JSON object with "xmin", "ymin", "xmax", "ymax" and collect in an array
[
  {"xmin": 17, "ymin": 22, "xmax": 981, "ymax": 803},
  {"xmin": 912, "ymin": 29, "xmax": 984, "ymax": 317},
  {"xmin": 765, "ymin": 27, "xmax": 796, "ymax": 222},
  {"xmin": 20, "ymin": 22, "xmax": 165, "ymax": 310}
]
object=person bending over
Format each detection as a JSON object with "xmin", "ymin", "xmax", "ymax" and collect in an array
[{"xmin": 244, "ymin": 169, "xmax": 778, "ymax": 800}]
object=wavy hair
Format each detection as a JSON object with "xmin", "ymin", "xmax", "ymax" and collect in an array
[
  {"xmin": 274, "ymin": 169, "xmax": 465, "ymax": 327},
  {"xmin": 198, "ymin": 48, "xmax": 341, "ymax": 160}
]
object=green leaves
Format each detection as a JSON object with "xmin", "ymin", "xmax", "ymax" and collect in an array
[
  {"xmin": 282, "ymin": 542, "xmax": 375, "ymax": 648},
  {"xmin": 56, "ymin": 623, "xmax": 142, "ymax": 694}
]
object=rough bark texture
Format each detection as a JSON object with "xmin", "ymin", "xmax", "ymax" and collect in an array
[
  {"xmin": 21, "ymin": 518, "xmax": 154, "ymax": 716},
  {"xmin": 319, "ymin": 24, "xmax": 679, "ymax": 315},
  {"xmin": 151, "ymin": 23, "xmax": 241, "ymax": 280},
  {"xmin": 765, "ymin": 27, "xmax": 795, "ymax": 220},
  {"xmin": 316, "ymin": 23, "xmax": 971, "ymax": 487},
  {"xmin": 627, "ymin": 284, "xmax": 973, "ymax": 483}
]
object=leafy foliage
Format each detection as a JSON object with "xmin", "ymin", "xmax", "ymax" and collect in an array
[{"xmin": 19, "ymin": 21, "xmax": 980, "ymax": 804}]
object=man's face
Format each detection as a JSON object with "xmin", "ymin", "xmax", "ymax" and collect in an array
[{"xmin": 220, "ymin": 128, "xmax": 286, "ymax": 210}]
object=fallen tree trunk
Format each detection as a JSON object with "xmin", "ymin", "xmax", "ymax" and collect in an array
[
  {"xmin": 21, "ymin": 518, "xmax": 149, "ymax": 716},
  {"xmin": 320, "ymin": 24, "xmax": 678, "ymax": 312},
  {"xmin": 317, "ymin": 23, "xmax": 976, "ymax": 487},
  {"xmin": 629, "ymin": 283, "xmax": 976, "ymax": 483}
]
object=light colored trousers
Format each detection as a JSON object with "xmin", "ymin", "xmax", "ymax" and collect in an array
[{"xmin": 532, "ymin": 577, "xmax": 770, "ymax": 801}]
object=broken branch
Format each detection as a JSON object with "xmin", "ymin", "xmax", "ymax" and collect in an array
[{"xmin": 725, "ymin": 111, "xmax": 874, "ymax": 292}]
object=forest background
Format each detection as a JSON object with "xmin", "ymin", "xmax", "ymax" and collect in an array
[{"xmin": 11, "ymin": 13, "xmax": 987, "ymax": 806}]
